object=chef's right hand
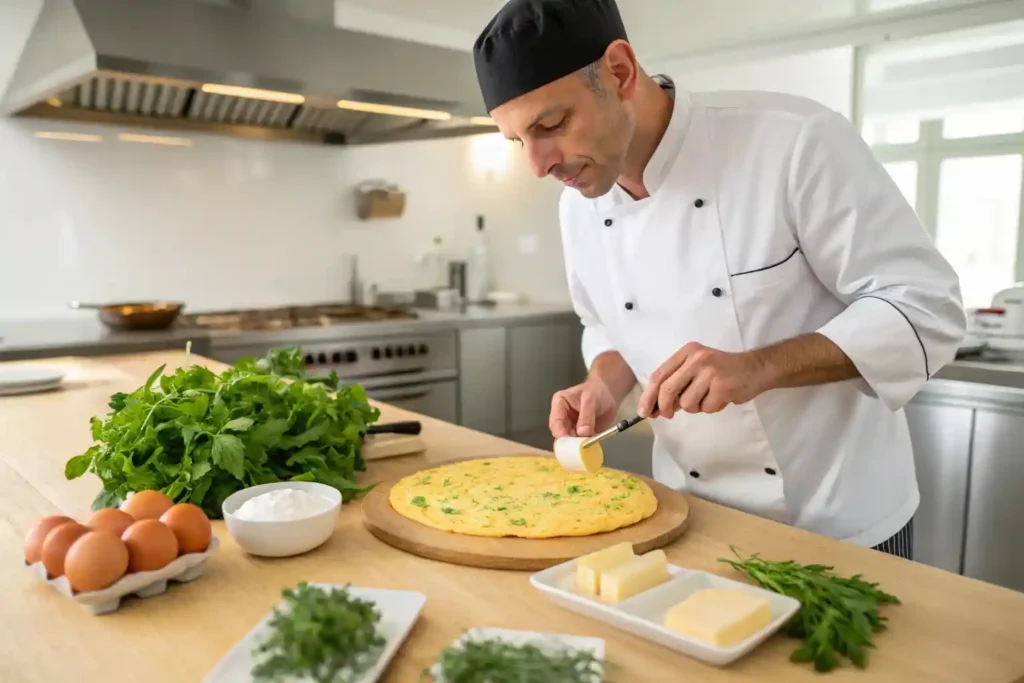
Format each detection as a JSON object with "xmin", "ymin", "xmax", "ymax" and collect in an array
[{"xmin": 549, "ymin": 378, "xmax": 619, "ymax": 439}]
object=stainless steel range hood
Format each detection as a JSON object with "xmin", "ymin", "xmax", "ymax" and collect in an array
[{"xmin": 1, "ymin": 0, "xmax": 496, "ymax": 145}]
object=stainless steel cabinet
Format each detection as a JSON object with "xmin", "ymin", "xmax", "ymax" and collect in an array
[
  {"xmin": 963, "ymin": 409, "xmax": 1024, "ymax": 592},
  {"xmin": 904, "ymin": 401, "xmax": 973, "ymax": 574},
  {"xmin": 509, "ymin": 322, "xmax": 574, "ymax": 435},
  {"xmin": 458, "ymin": 327, "xmax": 508, "ymax": 436}
]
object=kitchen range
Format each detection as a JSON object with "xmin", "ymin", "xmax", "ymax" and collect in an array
[{"xmin": 177, "ymin": 304, "xmax": 461, "ymax": 425}]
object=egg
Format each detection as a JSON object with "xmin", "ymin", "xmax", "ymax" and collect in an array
[
  {"xmin": 159, "ymin": 503, "xmax": 212, "ymax": 554},
  {"xmin": 122, "ymin": 519, "xmax": 178, "ymax": 572},
  {"xmin": 24, "ymin": 515, "xmax": 73, "ymax": 564},
  {"xmin": 64, "ymin": 530, "xmax": 129, "ymax": 593},
  {"xmin": 122, "ymin": 490, "xmax": 174, "ymax": 520},
  {"xmin": 87, "ymin": 508, "xmax": 135, "ymax": 537},
  {"xmin": 41, "ymin": 522, "xmax": 89, "ymax": 578}
]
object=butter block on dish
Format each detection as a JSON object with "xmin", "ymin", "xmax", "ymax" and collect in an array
[
  {"xmin": 599, "ymin": 549, "xmax": 669, "ymax": 603},
  {"xmin": 663, "ymin": 588, "xmax": 772, "ymax": 647},
  {"xmin": 553, "ymin": 436, "xmax": 604, "ymax": 473},
  {"xmin": 575, "ymin": 542, "xmax": 635, "ymax": 596}
]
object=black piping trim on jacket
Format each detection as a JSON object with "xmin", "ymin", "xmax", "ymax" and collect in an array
[
  {"xmin": 859, "ymin": 295, "xmax": 930, "ymax": 378},
  {"xmin": 730, "ymin": 247, "xmax": 801, "ymax": 278}
]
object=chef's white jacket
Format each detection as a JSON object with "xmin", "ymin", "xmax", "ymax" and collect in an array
[{"xmin": 560, "ymin": 77, "xmax": 966, "ymax": 547}]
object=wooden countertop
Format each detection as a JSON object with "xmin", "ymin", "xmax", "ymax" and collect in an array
[{"xmin": 2, "ymin": 351, "xmax": 1023, "ymax": 683}]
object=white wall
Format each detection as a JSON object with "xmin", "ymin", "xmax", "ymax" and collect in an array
[
  {"xmin": 0, "ymin": 117, "xmax": 566, "ymax": 320},
  {"xmin": 652, "ymin": 47, "xmax": 856, "ymax": 120}
]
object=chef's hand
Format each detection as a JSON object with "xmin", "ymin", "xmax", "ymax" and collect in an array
[
  {"xmin": 550, "ymin": 378, "xmax": 620, "ymax": 438},
  {"xmin": 637, "ymin": 342, "xmax": 767, "ymax": 418}
]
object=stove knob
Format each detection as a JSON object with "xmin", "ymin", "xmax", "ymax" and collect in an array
[
  {"xmin": 317, "ymin": 352, "xmax": 327, "ymax": 364},
  {"xmin": 384, "ymin": 347, "xmax": 393, "ymax": 359},
  {"xmin": 304, "ymin": 353, "xmax": 315, "ymax": 365},
  {"xmin": 418, "ymin": 344, "xmax": 428, "ymax": 355},
  {"xmin": 346, "ymin": 350, "xmax": 358, "ymax": 363},
  {"xmin": 407, "ymin": 344, "xmax": 417, "ymax": 356},
  {"xmin": 331, "ymin": 351, "xmax": 342, "ymax": 364},
  {"xmin": 372, "ymin": 347, "xmax": 381, "ymax": 360},
  {"xmin": 396, "ymin": 346, "xmax": 405, "ymax": 357}
]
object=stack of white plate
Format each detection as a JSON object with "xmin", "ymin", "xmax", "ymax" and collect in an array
[{"xmin": 0, "ymin": 365, "xmax": 66, "ymax": 397}]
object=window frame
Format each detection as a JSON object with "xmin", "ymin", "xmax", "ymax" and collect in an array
[{"xmin": 860, "ymin": 100, "xmax": 1024, "ymax": 285}]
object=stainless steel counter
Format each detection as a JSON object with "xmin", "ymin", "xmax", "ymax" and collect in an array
[{"xmin": 0, "ymin": 302, "xmax": 578, "ymax": 362}]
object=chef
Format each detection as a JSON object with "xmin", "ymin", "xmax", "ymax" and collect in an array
[{"xmin": 473, "ymin": 0, "xmax": 966, "ymax": 558}]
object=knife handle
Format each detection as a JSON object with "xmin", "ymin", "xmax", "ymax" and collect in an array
[{"xmin": 367, "ymin": 421, "xmax": 422, "ymax": 435}]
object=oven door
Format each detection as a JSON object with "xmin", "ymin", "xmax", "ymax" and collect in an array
[{"xmin": 357, "ymin": 371, "xmax": 459, "ymax": 424}]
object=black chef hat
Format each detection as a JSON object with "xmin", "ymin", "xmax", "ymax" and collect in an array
[{"xmin": 473, "ymin": 0, "xmax": 628, "ymax": 112}]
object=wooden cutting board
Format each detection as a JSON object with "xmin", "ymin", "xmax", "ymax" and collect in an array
[
  {"xmin": 361, "ymin": 469, "xmax": 690, "ymax": 570},
  {"xmin": 361, "ymin": 433, "xmax": 426, "ymax": 461}
]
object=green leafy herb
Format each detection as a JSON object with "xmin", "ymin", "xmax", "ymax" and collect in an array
[
  {"xmin": 510, "ymin": 518, "xmax": 527, "ymax": 526},
  {"xmin": 64, "ymin": 347, "xmax": 379, "ymax": 518},
  {"xmin": 495, "ymin": 506, "xmax": 508, "ymax": 512},
  {"xmin": 428, "ymin": 638, "xmax": 603, "ymax": 683},
  {"xmin": 541, "ymin": 492, "xmax": 561, "ymax": 500},
  {"xmin": 411, "ymin": 496, "xmax": 428, "ymax": 508},
  {"xmin": 493, "ymin": 486, "xmax": 503, "ymax": 492},
  {"xmin": 567, "ymin": 486, "xmax": 580, "ymax": 494},
  {"xmin": 252, "ymin": 582, "xmax": 385, "ymax": 683},
  {"xmin": 441, "ymin": 506, "xmax": 460, "ymax": 515},
  {"xmin": 443, "ymin": 478, "xmax": 452, "ymax": 487},
  {"xmin": 719, "ymin": 547, "xmax": 900, "ymax": 673},
  {"xmin": 418, "ymin": 476, "xmax": 433, "ymax": 485}
]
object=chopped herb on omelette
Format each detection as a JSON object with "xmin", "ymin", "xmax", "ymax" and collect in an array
[{"xmin": 389, "ymin": 456, "xmax": 658, "ymax": 539}]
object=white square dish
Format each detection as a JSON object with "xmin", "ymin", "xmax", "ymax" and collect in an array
[
  {"xmin": 203, "ymin": 584, "xmax": 426, "ymax": 683},
  {"xmin": 530, "ymin": 560, "xmax": 800, "ymax": 667},
  {"xmin": 430, "ymin": 627, "xmax": 605, "ymax": 683}
]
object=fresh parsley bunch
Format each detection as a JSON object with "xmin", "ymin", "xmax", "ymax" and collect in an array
[
  {"xmin": 719, "ymin": 547, "xmax": 900, "ymax": 673},
  {"xmin": 429, "ymin": 639, "xmax": 604, "ymax": 683},
  {"xmin": 65, "ymin": 347, "xmax": 379, "ymax": 517},
  {"xmin": 253, "ymin": 583, "xmax": 386, "ymax": 683}
]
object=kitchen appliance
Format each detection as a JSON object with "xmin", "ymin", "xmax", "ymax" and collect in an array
[
  {"xmin": 69, "ymin": 300, "xmax": 184, "ymax": 330},
  {"xmin": 448, "ymin": 261, "xmax": 468, "ymax": 302},
  {"xmin": 961, "ymin": 285, "xmax": 1024, "ymax": 359},
  {"xmin": 177, "ymin": 303, "xmax": 415, "ymax": 331},
  {"xmin": 2, "ymin": 0, "xmax": 495, "ymax": 147}
]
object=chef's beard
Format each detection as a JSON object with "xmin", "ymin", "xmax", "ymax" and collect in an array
[{"xmin": 577, "ymin": 103, "xmax": 634, "ymax": 198}]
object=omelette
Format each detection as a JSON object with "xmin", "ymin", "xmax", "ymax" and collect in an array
[{"xmin": 389, "ymin": 456, "xmax": 658, "ymax": 539}]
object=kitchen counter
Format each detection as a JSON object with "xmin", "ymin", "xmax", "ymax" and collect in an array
[
  {"xmin": 0, "ymin": 302, "xmax": 577, "ymax": 361},
  {"xmin": 2, "ymin": 352, "xmax": 1024, "ymax": 682}
]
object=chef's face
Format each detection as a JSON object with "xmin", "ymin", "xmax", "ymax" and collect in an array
[{"xmin": 490, "ymin": 43, "xmax": 638, "ymax": 198}]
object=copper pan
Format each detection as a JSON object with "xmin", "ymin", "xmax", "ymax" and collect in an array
[{"xmin": 69, "ymin": 300, "xmax": 185, "ymax": 331}]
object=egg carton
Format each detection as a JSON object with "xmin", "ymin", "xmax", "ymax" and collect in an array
[{"xmin": 26, "ymin": 536, "xmax": 220, "ymax": 615}]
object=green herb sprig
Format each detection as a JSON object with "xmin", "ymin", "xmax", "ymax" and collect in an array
[
  {"xmin": 428, "ymin": 638, "xmax": 603, "ymax": 683},
  {"xmin": 719, "ymin": 547, "xmax": 900, "ymax": 673},
  {"xmin": 64, "ymin": 346, "xmax": 379, "ymax": 517},
  {"xmin": 252, "ymin": 583, "xmax": 385, "ymax": 683}
]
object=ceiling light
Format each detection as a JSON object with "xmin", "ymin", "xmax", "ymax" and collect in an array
[
  {"xmin": 201, "ymin": 83, "xmax": 305, "ymax": 104},
  {"xmin": 337, "ymin": 99, "xmax": 451, "ymax": 120},
  {"xmin": 118, "ymin": 133, "xmax": 193, "ymax": 147},
  {"xmin": 470, "ymin": 116, "xmax": 496, "ymax": 126},
  {"xmin": 35, "ymin": 131, "xmax": 102, "ymax": 143}
]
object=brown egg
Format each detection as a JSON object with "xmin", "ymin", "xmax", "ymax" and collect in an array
[
  {"xmin": 24, "ymin": 515, "xmax": 73, "ymax": 565},
  {"xmin": 64, "ymin": 530, "xmax": 129, "ymax": 593},
  {"xmin": 122, "ymin": 490, "xmax": 174, "ymax": 520},
  {"xmin": 41, "ymin": 522, "xmax": 89, "ymax": 578},
  {"xmin": 121, "ymin": 519, "xmax": 178, "ymax": 572},
  {"xmin": 159, "ymin": 504, "xmax": 212, "ymax": 554},
  {"xmin": 87, "ymin": 508, "xmax": 135, "ymax": 537}
]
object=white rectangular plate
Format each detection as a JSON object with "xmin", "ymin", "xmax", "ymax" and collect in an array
[
  {"xmin": 204, "ymin": 584, "xmax": 426, "ymax": 683},
  {"xmin": 530, "ymin": 561, "xmax": 800, "ymax": 667},
  {"xmin": 430, "ymin": 627, "xmax": 605, "ymax": 683}
]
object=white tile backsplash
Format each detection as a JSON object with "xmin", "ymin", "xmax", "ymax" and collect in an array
[{"xmin": 0, "ymin": 116, "xmax": 569, "ymax": 320}]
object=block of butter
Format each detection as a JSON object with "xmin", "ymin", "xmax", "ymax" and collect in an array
[
  {"xmin": 663, "ymin": 588, "xmax": 772, "ymax": 647},
  {"xmin": 553, "ymin": 436, "xmax": 604, "ymax": 473},
  {"xmin": 575, "ymin": 542, "xmax": 635, "ymax": 596},
  {"xmin": 599, "ymin": 549, "xmax": 669, "ymax": 603}
]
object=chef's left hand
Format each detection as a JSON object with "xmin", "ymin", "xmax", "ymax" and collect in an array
[{"xmin": 637, "ymin": 343, "xmax": 769, "ymax": 418}]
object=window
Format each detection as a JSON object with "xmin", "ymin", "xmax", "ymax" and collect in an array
[
  {"xmin": 863, "ymin": 119, "xmax": 921, "ymax": 145},
  {"xmin": 942, "ymin": 108, "xmax": 1024, "ymax": 139},
  {"xmin": 883, "ymin": 161, "xmax": 918, "ymax": 210},
  {"xmin": 936, "ymin": 156, "xmax": 1023, "ymax": 309}
]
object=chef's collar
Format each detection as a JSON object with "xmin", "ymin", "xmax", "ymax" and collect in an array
[{"xmin": 598, "ymin": 74, "xmax": 692, "ymax": 209}]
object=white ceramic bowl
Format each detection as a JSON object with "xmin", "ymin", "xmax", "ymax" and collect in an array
[{"xmin": 221, "ymin": 482, "xmax": 341, "ymax": 558}]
